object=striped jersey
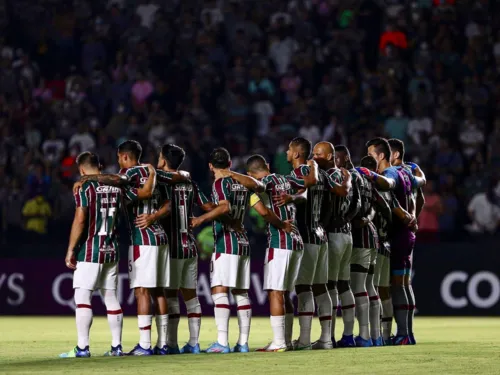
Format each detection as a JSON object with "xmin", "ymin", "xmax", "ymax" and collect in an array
[
  {"xmin": 286, "ymin": 165, "xmax": 334, "ymax": 245},
  {"xmin": 74, "ymin": 181, "xmax": 132, "ymax": 263},
  {"xmin": 119, "ymin": 166, "xmax": 169, "ymax": 246},
  {"xmin": 249, "ymin": 173, "xmax": 303, "ymax": 251},
  {"xmin": 323, "ymin": 167, "xmax": 352, "ymax": 234},
  {"xmin": 351, "ymin": 170, "xmax": 379, "ymax": 249},
  {"xmin": 211, "ymin": 176, "xmax": 251, "ymax": 256},
  {"xmin": 161, "ymin": 180, "xmax": 210, "ymax": 259},
  {"xmin": 374, "ymin": 189, "xmax": 399, "ymax": 256}
]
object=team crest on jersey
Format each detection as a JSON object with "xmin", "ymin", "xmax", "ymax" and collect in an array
[
  {"xmin": 140, "ymin": 177, "xmax": 148, "ymax": 184},
  {"xmin": 231, "ymin": 184, "xmax": 247, "ymax": 191},
  {"xmin": 96, "ymin": 186, "xmax": 121, "ymax": 194}
]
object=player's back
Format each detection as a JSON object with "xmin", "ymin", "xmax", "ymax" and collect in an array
[
  {"xmin": 323, "ymin": 167, "xmax": 351, "ymax": 233},
  {"xmin": 211, "ymin": 176, "xmax": 250, "ymax": 255},
  {"xmin": 75, "ymin": 181, "xmax": 123, "ymax": 263},
  {"xmin": 351, "ymin": 170, "xmax": 378, "ymax": 249}
]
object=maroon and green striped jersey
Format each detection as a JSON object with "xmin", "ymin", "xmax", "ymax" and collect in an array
[
  {"xmin": 374, "ymin": 189, "xmax": 399, "ymax": 256},
  {"xmin": 211, "ymin": 176, "xmax": 250, "ymax": 256},
  {"xmin": 161, "ymin": 180, "xmax": 210, "ymax": 259},
  {"xmin": 323, "ymin": 167, "xmax": 353, "ymax": 234},
  {"xmin": 286, "ymin": 165, "xmax": 335, "ymax": 245},
  {"xmin": 119, "ymin": 166, "xmax": 168, "ymax": 246},
  {"xmin": 250, "ymin": 173, "xmax": 303, "ymax": 251},
  {"xmin": 351, "ymin": 170, "xmax": 379, "ymax": 249},
  {"xmin": 74, "ymin": 181, "xmax": 132, "ymax": 263}
]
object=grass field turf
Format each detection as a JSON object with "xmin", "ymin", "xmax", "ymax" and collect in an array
[{"xmin": 0, "ymin": 317, "xmax": 499, "ymax": 374}]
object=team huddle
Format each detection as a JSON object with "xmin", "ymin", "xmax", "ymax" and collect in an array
[{"xmin": 60, "ymin": 136, "xmax": 425, "ymax": 357}]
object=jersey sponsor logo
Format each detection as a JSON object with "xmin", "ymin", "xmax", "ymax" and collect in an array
[
  {"xmin": 441, "ymin": 271, "xmax": 500, "ymax": 309},
  {"xmin": 275, "ymin": 182, "xmax": 292, "ymax": 192},
  {"xmin": 174, "ymin": 184, "xmax": 193, "ymax": 192},
  {"xmin": 231, "ymin": 184, "xmax": 247, "ymax": 191},
  {"xmin": 95, "ymin": 186, "xmax": 121, "ymax": 194}
]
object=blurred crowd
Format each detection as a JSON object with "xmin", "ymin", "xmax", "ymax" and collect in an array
[{"xmin": 1, "ymin": 0, "xmax": 500, "ymax": 247}]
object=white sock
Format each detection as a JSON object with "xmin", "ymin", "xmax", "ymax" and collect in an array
[
  {"xmin": 234, "ymin": 293, "xmax": 252, "ymax": 346},
  {"xmin": 366, "ymin": 273, "xmax": 381, "ymax": 339},
  {"xmin": 185, "ymin": 297, "xmax": 202, "ymax": 346},
  {"xmin": 285, "ymin": 313, "xmax": 294, "ymax": 345},
  {"xmin": 167, "ymin": 297, "xmax": 180, "ymax": 347},
  {"xmin": 328, "ymin": 286, "xmax": 339, "ymax": 339},
  {"xmin": 155, "ymin": 314, "xmax": 168, "ymax": 348},
  {"xmin": 138, "ymin": 315, "xmax": 153, "ymax": 349},
  {"xmin": 75, "ymin": 288, "xmax": 93, "ymax": 349},
  {"xmin": 270, "ymin": 315, "xmax": 286, "ymax": 347},
  {"xmin": 315, "ymin": 292, "xmax": 332, "ymax": 342},
  {"xmin": 297, "ymin": 291, "xmax": 314, "ymax": 345},
  {"xmin": 381, "ymin": 298, "xmax": 393, "ymax": 340},
  {"xmin": 339, "ymin": 288, "xmax": 355, "ymax": 336},
  {"xmin": 213, "ymin": 293, "xmax": 230, "ymax": 346},
  {"xmin": 102, "ymin": 289, "xmax": 123, "ymax": 347},
  {"xmin": 351, "ymin": 270, "xmax": 369, "ymax": 340}
]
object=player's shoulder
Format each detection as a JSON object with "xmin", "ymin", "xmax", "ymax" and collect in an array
[
  {"xmin": 76, "ymin": 180, "xmax": 94, "ymax": 195},
  {"xmin": 120, "ymin": 165, "xmax": 144, "ymax": 176},
  {"xmin": 293, "ymin": 164, "xmax": 310, "ymax": 177}
]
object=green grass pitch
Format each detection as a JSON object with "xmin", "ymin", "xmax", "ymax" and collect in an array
[{"xmin": 0, "ymin": 317, "xmax": 499, "ymax": 374}]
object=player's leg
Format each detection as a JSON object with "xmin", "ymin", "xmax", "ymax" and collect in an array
[
  {"xmin": 152, "ymin": 244, "xmax": 170, "ymax": 353},
  {"xmin": 294, "ymin": 244, "xmax": 319, "ymax": 350},
  {"xmin": 375, "ymin": 249, "xmax": 393, "ymax": 344},
  {"xmin": 390, "ymin": 243, "xmax": 410, "ymax": 345},
  {"xmin": 327, "ymin": 233, "xmax": 344, "ymax": 346},
  {"xmin": 312, "ymin": 242, "xmax": 333, "ymax": 349},
  {"xmin": 179, "ymin": 256, "xmax": 201, "ymax": 353},
  {"xmin": 404, "ymin": 242, "xmax": 416, "ymax": 344},
  {"xmin": 285, "ymin": 247, "xmax": 302, "ymax": 350},
  {"xmin": 366, "ymin": 248, "xmax": 382, "ymax": 345},
  {"xmin": 350, "ymin": 247, "xmax": 372, "ymax": 346},
  {"xmin": 337, "ymin": 236, "xmax": 356, "ymax": 348},
  {"xmin": 232, "ymin": 255, "xmax": 252, "ymax": 352}
]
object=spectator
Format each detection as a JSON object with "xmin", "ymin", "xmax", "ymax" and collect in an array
[
  {"xmin": 22, "ymin": 191, "xmax": 52, "ymax": 235},
  {"xmin": 466, "ymin": 181, "xmax": 500, "ymax": 234},
  {"xmin": 42, "ymin": 128, "xmax": 65, "ymax": 165},
  {"xmin": 131, "ymin": 71, "xmax": 154, "ymax": 112},
  {"xmin": 69, "ymin": 124, "xmax": 96, "ymax": 152},
  {"xmin": 379, "ymin": 24, "xmax": 408, "ymax": 53},
  {"xmin": 418, "ymin": 181, "xmax": 443, "ymax": 233}
]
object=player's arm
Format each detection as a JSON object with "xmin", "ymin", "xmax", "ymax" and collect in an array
[
  {"xmin": 273, "ymin": 189, "xmax": 307, "ymax": 207},
  {"xmin": 356, "ymin": 167, "xmax": 395, "ymax": 190},
  {"xmin": 416, "ymin": 188, "xmax": 425, "ymax": 218},
  {"xmin": 135, "ymin": 201, "xmax": 171, "ymax": 229},
  {"xmin": 326, "ymin": 168, "xmax": 351, "ymax": 197},
  {"xmin": 191, "ymin": 200, "xmax": 230, "ymax": 228},
  {"xmin": 157, "ymin": 169, "xmax": 190, "ymax": 185},
  {"xmin": 218, "ymin": 170, "xmax": 265, "ymax": 193},
  {"xmin": 250, "ymin": 194, "xmax": 295, "ymax": 232},
  {"xmin": 65, "ymin": 206, "xmax": 87, "ymax": 270},
  {"xmin": 372, "ymin": 188, "xmax": 392, "ymax": 223},
  {"xmin": 285, "ymin": 162, "xmax": 318, "ymax": 190},
  {"xmin": 345, "ymin": 180, "xmax": 361, "ymax": 223}
]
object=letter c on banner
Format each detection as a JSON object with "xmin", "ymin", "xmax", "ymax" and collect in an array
[
  {"xmin": 441, "ymin": 271, "xmax": 467, "ymax": 308},
  {"xmin": 467, "ymin": 271, "xmax": 500, "ymax": 309},
  {"xmin": 52, "ymin": 273, "xmax": 75, "ymax": 310}
]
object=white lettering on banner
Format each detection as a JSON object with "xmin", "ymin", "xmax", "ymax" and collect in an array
[
  {"xmin": 441, "ymin": 271, "xmax": 500, "ymax": 309},
  {"xmin": 0, "ymin": 273, "xmax": 26, "ymax": 306},
  {"xmin": 52, "ymin": 273, "xmax": 75, "ymax": 309},
  {"xmin": 197, "ymin": 273, "xmax": 212, "ymax": 304}
]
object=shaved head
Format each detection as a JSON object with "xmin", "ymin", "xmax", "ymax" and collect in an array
[{"xmin": 312, "ymin": 141, "xmax": 335, "ymax": 169}]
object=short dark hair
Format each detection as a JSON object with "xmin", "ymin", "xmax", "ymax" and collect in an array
[
  {"xmin": 388, "ymin": 138, "xmax": 405, "ymax": 161},
  {"xmin": 366, "ymin": 137, "xmax": 391, "ymax": 161},
  {"xmin": 209, "ymin": 147, "xmax": 231, "ymax": 169},
  {"xmin": 246, "ymin": 154, "xmax": 268, "ymax": 172},
  {"xmin": 290, "ymin": 137, "xmax": 312, "ymax": 159},
  {"xmin": 360, "ymin": 155, "xmax": 377, "ymax": 171},
  {"xmin": 118, "ymin": 140, "xmax": 142, "ymax": 161},
  {"xmin": 161, "ymin": 144, "xmax": 185, "ymax": 170},
  {"xmin": 335, "ymin": 144, "xmax": 351, "ymax": 159},
  {"xmin": 76, "ymin": 151, "xmax": 100, "ymax": 169}
]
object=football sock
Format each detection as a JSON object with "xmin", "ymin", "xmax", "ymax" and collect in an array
[
  {"xmin": 391, "ymin": 284, "xmax": 409, "ymax": 336},
  {"xmin": 315, "ymin": 292, "xmax": 332, "ymax": 342},
  {"xmin": 366, "ymin": 274, "xmax": 381, "ymax": 339},
  {"xmin": 185, "ymin": 297, "xmax": 202, "ymax": 346},
  {"xmin": 156, "ymin": 314, "xmax": 168, "ymax": 348},
  {"xmin": 381, "ymin": 297, "xmax": 393, "ymax": 340},
  {"xmin": 166, "ymin": 297, "xmax": 180, "ymax": 347},
  {"xmin": 213, "ymin": 293, "xmax": 230, "ymax": 346},
  {"xmin": 297, "ymin": 290, "xmax": 314, "ymax": 345},
  {"xmin": 405, "ymin": 284, "xmax": 416, "ymax": 336},
  {"xmin": 339, "ymin": 287, "xmax": 355, "ymax": 336},
  {"xmin": 235, "ymin": 293, "xmax": 252, "ymax": 346},
  {"xmin": 328, "ymin": 284, "xmax": 339, "ymax": 338},
  {"xmin": 138, "ymin": 314, "xmax": 153, "ymax": 349},
  {"xmin": 351, "ymin": 269, "xmax": 369, "ymax": 340},
  {"xmin": 285, "ymin": 313, "xmax": 294, "ymax": 345},
  {"xmin": 75, "ymin": 288, "xmax": 93, "ymax": 349},
  {"xmin": 102, "ymin": 289, "xmax": 123, "ymax": 347},
  {"xmin": 270, "ymin": 315, "xmax": 286, "ymax": 346}
]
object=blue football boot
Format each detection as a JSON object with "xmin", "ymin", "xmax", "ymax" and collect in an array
[
  {"xmin": 409, "ymin": 333, "xmax": 417, "ymax": 345},
  {"xmin": 59, "ymin": 346, "xmax": 91, "ymax": 358},
  {"xmin": 337, "ymin": 335, "xmax": 356, "ymax": 348},
  {"xmin": 205, "ymin": 342, "xmax": 231, "ymax": 353},
  {"xmin": 355, "ymin": 336, "xmax": 373, "ymax": 347},
  {"xmin": 372, "ymin": 337, "xmax": 384, "ymax": 347},
  {"xmin": 165, "ymin": 345, "xmax": 181, "ymax": 354},
  {"xmin": 392, "ymin": 335, "xmax": 411, "ymax": 346},
  {"xmin": 127, "ymin": 343, "xmax": 153, "ymax": 356},
  {"xmin": 104, "ymin": 345, "xmax": 124, "ymax": 356},
  {"xmin": 181, "ymin": 343, "xmax": 201, "ymax": 354},
  {"xmin": 232, "ymin": 343, "xmax": 250, "ymax": 353}
]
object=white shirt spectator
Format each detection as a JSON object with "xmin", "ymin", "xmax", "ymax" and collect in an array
[
  {"xmin": 253, "ymin": 100, "xmax": 274, "ymax": 137},
  {"xmin": 136, "ymin": 2, "xmax": 159, "ymax": 29},
  {"xmin": 299, "ymin": 123, "xmax": 321, "ymax": 146},
  {"xmin": 466, "ymin": 193, "xmax": 500, "ymax": 233},
  {"xmin": 69, "ymin": 131, "xmax": 96, "ymax": 152},
  {"xmin": 42, "ymin": 138, "xmax": 65, "ymax": 163},
  {"xmin": 407, "ymin": 116, "xmax": 432, "ymax": 145},
  {"xmin": 148, "ymin": 123, "xmax": 167, "ymax": 148},
  {"xmin": 269, "ymin": 37, "xmax": 298, "ymax": 76},
  {"xmin": 459, "ymin": 122, "xmax": 484, "ymax": 158}
]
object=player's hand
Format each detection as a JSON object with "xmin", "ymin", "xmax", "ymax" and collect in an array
[
  {"xmin": 352, "ymin": 217, "xmax": 369, "ymax": 228},
  {"xmin": 143, "ymin": 164, "xmax": 156, "ymax": 177},
  {"xmin": 406, "ymin": 162, "xmax": 418, "ymax": 171},
  {"xmin": 306, "ymin": 159, "xmax": 318, "ymax": 168},
  {"xmin": 135, "ymin": 213, "xmax": 154, "ymax": 229},
  {"xmin": 230, "ymin": 219, "xmax": 244, "ymax": 233},
  {"xmin": 282, "ymin": 220, "xmax": 297, "ymax": 233},
  {"xmin": 73, "ymin": 180, "xmax": 84, "ymax": 194},
  {"xmin": 355, "ymin": 167, "xmax": 373, "ymax": 179},
  {"xmin": 273, "ymin": 194, "xmax": 292, "ymax": 207},
  {"xmin": 190, "ymin": 216, "xmax": 204, "ymax": 229},
  {"xmin": 179, "ymin": 170, "xmax": 191, "ymax": 179},
  {"xmin": 340, "ymin": 167, "xmax": 350, "ymax": 180},
  {"xmin": 65, "ymin": 250, "xmax": 76, "ymax": 270}
]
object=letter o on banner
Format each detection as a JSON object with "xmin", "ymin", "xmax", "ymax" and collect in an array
[{"xmin": 467, "ymin": 271, "xmax": 500, "ymax": 309}]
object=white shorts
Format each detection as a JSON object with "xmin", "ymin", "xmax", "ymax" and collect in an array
[
  {"xmin": 328, "ymin": 232, "xmax": 353, "ymax": 282},
  {"xmin": 128, "ymin": 245, "xmax": 170, "ymax": 288},
  {"xmin": 263, "ymin": 248, "xmax": 303, "ymax": 292},
  {"xmin": 374, "ymin": 253, "xmax": 390, "ymax": 287},
  {"xmin": 73, "ymin": 261, "xmax": 118, "ymax": 290},
  {"xmin": 296, "ymin": 243, "xmax": 328, "ymax": 286},
  {"xmin": 168, "ymin": 257, "xmax": 198, "ymax": 290},
  {"xmin": 210, "ymin": 253, "xmax": 250, "ymax": 289},
  {"xmin": 351, "ymin": 247, "xmax": 374, "ymax": 270}
]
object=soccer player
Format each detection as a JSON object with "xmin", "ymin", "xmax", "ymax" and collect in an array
[
  {"xmin": 388, "ymin": 138, "xmax": 426, "ymax": 344},
  {"xmin": 191, "ymin": 147, "xmax": 265, "ymax": 354},
  {"xmin": 366, "ymin": 137, "xmax": 425, "ymax": 345},
  {"xmin": 135, "ymin": 144, "xmax": 215, "ymax": 354},
  {"xmin": 245, "ymin": 154, "xmax": 303, "ymax": 352},
  {"xmin": 274, "ymin": 137, "xmax": 351, "ymax": 350},
  {"xmin": 76, "ymin": 140, "xmax": 188, "ymax": 355},
  {"xmin": 60, "ymin": 152, "xmax": 156, "ymax": 358}
]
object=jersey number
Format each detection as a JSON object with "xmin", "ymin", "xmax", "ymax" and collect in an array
[
  {"xmin": 98, "ymin": 208, "xmax": 117, "ymax": 236},
  {"xmin": 231, "ymin": 204, "xmax": 245, "ymax": 222},
  {"xmin": 311, "ymin": 193, "xmax": 321, "ymax": 225}
]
